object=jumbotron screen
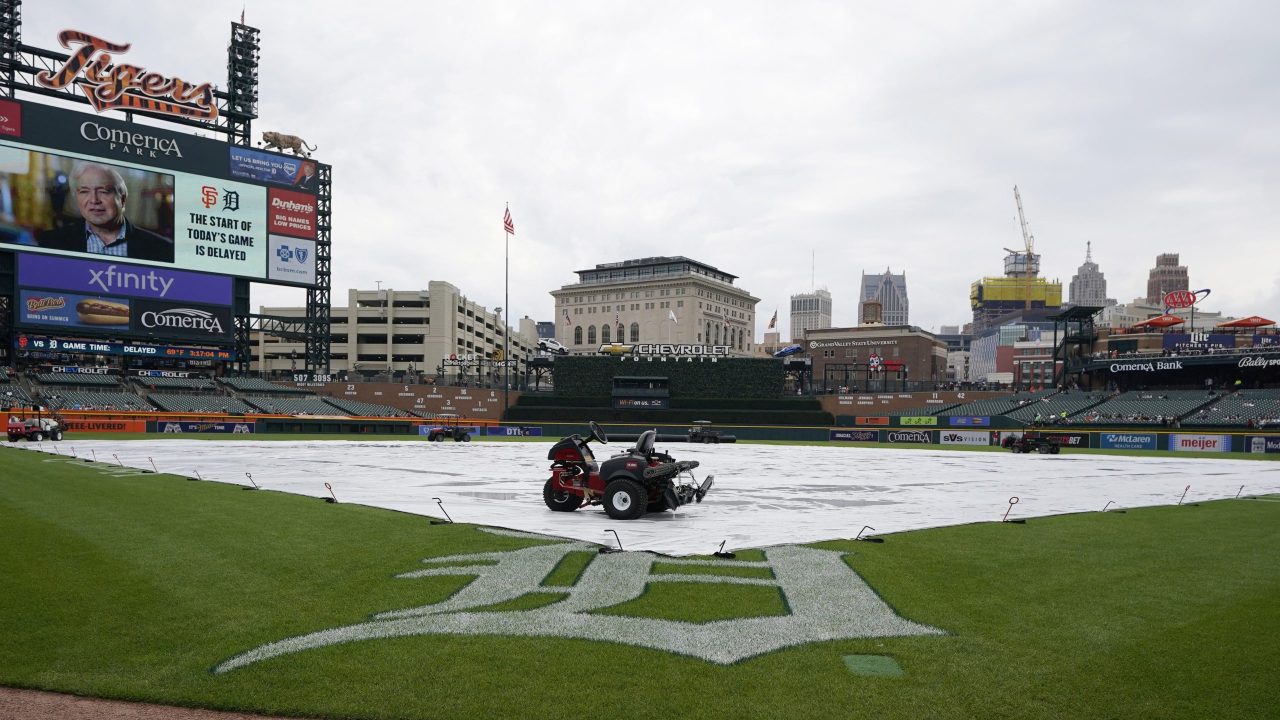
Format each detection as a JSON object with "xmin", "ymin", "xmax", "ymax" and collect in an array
[{"xmin": 0, "ymin": 97, "xmax": 319, "ymax": 287}]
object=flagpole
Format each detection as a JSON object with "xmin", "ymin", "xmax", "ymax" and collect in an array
[{"xmin": 503, "ymin": 204, "xmax": 510, "ymax": 416}]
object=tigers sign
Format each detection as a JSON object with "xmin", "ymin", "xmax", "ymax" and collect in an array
[{"xmin": 35, "ymin": 30, "xmax": 218, "ymax": 121}]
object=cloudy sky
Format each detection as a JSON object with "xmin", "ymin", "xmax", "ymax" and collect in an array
[{"xmin": 29, "ymin": 1, "xmax": 1279, "ymax": 339}]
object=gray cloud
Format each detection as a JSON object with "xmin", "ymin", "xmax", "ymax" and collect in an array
[{"xmin": 30, "ymin": 1, "xmax": 1280, "ymax": 337}]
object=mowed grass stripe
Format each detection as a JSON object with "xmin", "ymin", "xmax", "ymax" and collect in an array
[{"xmin": 1, "ymin": 446, "xmax": 1277, "ymax": 720}]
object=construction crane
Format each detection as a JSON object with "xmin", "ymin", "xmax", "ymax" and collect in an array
[{"xmin": 1005, "ymin": 185, "xmax": 1039, "ymax": 310}]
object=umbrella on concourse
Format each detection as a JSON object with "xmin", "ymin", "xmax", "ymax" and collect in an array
[
  {"xmin": 1215, "ymin": 315, "xmax": 1276, "ymax": 328},
  {"xmin": 1131, "ymin": 315, "xmax": 1185, "ymax": 329}
]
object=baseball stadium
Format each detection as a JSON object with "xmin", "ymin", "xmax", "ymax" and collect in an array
[{"xmin": 1, "ymin": 4, "xmax": 1278, "ymax": 720}]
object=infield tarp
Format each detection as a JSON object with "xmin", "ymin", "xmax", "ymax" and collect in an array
[{"xmin": 19, "ymin": 441, "xmax": 1280, "ymax": 556}]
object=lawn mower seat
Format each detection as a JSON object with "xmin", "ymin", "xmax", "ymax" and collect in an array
[{"xmin": 632, "ymin": 429, "xmax": 657, "ymax": 457}]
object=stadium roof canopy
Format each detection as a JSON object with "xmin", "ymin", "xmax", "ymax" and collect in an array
[
  {"xmin": 1131, "ymin": 314, "xmax": 1185, "ymax": 329},
  {"xmin": 1215, "ymin": 315, "xmax": 1275, "ymax": 328},
  {"xmin": 1047, "ymin": 305, "xmax": 1105, "ymax": 321}
]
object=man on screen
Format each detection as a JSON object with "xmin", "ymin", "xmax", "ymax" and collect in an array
[
  {"xmin": 293, "ymin": 160, "xmax": 317, "ymax": 191},
  {"xmin": 38, "ymin": 162, "xmax": 173, "ymax": 262}
]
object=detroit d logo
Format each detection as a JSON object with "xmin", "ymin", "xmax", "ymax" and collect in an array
[{"xmin": 214, "ymin": 530, "xmax": 942, "ymax": 672}]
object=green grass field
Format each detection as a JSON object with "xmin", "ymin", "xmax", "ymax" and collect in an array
[{"xmin": 2, "ymin": 445, "xmax": 1277, "ymax": 719}]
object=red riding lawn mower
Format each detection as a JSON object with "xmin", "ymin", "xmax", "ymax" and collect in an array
[{"xmin": 543, "ymin": 421, "xmax": 714, "ymax": 520}]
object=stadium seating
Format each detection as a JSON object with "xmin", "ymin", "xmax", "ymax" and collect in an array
[
  {"xmin": 322, "ymin": 397, "xmax": 411, "ymax": 417},
  {"xmin": 1073, "ymin": 390, "xmax": 1214, "ymax": 425},
  {"xmin": 218, "ymin": 377, "xmax": 313, "ymax": 395},
  {"xmin": 33, "ymin": 372, "xmax": 121, "ymax": 387},
  {"xmin": 243, "ymin": 395, "xmax": 345, "ymax": 415},
  {"xmin": 1185, "ymin": 389, "xmax": 1280, "ymax": 427},
  {"xmin": 890, "ymin": 404, "xmax": 961, "ymax": 417},
  {"xmin": 45, "ymin": 391, "xmax": 154, "ymax": 411},
  {"xmin": 147, "ymin": 394, "xmax": 257, "ymax": 414},
  {"xmin": 937, "ymin": 389, "xmax": 1059, "ymax": 417},
  {"xmin": 133, "ymin": 376, "xmax": 218, "ymax": 391},
  {"xmin": 1004, "ymin": 392, "xmax": 1109, "ymax": 424},
  {"xmin": 1, "ymin": 386, "xmax": 31, "ymax": 409},
  {"xmin": 0, "ymin": 368, "xmax": 9, "ymax": 383}
]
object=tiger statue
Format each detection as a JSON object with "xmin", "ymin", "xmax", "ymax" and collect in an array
[{"xmin": 260, "ymin": 131, "xmax": 318, "ymax": 157}]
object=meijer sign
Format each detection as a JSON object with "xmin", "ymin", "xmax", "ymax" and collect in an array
[{"xmin": 1168, "ymin": 434, "xmax": 1230, "ymax": 452}]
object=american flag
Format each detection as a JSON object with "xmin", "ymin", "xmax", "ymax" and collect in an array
[
  {"xmin": 563, "ymin": 309, "xmax": 572, "ymax": 326},
  {"xmin": 767, "ymin": 310, "xmax": 777, "ymax": 330},
  {"xmin": 503, "ymin": 206, "xmax": 515, "ymax": 235}
]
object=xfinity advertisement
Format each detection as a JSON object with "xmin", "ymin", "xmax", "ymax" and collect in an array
[{"xmin": 18, "ymin": 254, "xmax": 232, "ymax": 304}]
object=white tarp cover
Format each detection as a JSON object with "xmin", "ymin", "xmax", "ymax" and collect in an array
[{"xmin": 26, "ymin": 440, "xmax": 1280, "ymax": 556}]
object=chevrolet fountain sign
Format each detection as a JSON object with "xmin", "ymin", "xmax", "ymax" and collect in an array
[{"xmin": 604, "ymin": 343, "xmax": 731, "ymax": 357}]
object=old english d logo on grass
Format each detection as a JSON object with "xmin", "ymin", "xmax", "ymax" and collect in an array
[{"xmin": 214, "ymin": 535, "xmax": 944, "ymax": 672}]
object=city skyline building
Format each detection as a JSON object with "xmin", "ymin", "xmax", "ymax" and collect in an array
[
  {"xmin": 790, "ymin": 288, "xmax": 833, "ymax": 342},
  {"xmin": 254, "ymin": 282, "xmax": 540, "ymax": 379},
  {"xmin": 1068, "ymin": 242, "xmax": 1114, "ymax": 307},
  {"xmin": 549, "ymin": 256, "xmax": 759, "ymax": 355},
  {"xmin": 859, "ymin": 269, "xmax": 909, "ymax": 326},
  {"xmin": 1145, "ymin": 253, "xmax": 1190, "ymax": 304}
]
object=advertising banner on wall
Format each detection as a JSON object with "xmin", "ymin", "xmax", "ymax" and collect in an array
[
  {"xmin": 885, "ymin": 430, "xmax": 932, "ymax": 444},
  {"xmin": 614, "ymin": 398, "xmax": 669, "ymax": 409},
  {"xmin": 830, "ymin": 429, "xmax": 879, "ymax": 442},
  {"xmin": 1041, "ymin": 432, "xmax": 1091, "ymax": 449},
  {"xmin": 62, "ymin": 418, "xmax": 147, "ymax": 433},
  {"xmin": 1099, "ymin": 433, "xmax": 1157, "ymax": 451},
  {"xmin": 155, "ymin": 421, "xmax": 255, "ymax": 434},
  {"xmin": 855, "ymin": 417, "xmax": 889, "ymax": 426},
  {"xmin": 1244, "ymin": 436, "xmax": 1280, "ymax": 454},
  {"xmin": 939, "ymin": 430, "xmax": 990, "ymax": 446},
  {"xmin": 900, "ymin": 416, "xmax": 938, "ymax": 426},
  {"xmin": 1167, "ymin": 434, "xmax": 1231, "ymax": 452},
  {"xmin": 947, "ymin": 416, "xmax": 991, "ymax": 427},
  {"xmin": 1160, "ymin": 333, "xmax": 1235, "ymax": 350},
  {"xmin": 487, "ymin": 426, "xmax": 544, "ymax": 437},
  {"xmin": 17, "ymin": 254, "xmax": 232, "ymax": 305}
]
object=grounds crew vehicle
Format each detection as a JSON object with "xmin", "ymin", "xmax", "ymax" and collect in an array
[{"xmin": 543, "ymin": 421, "xmax": 714, "ymax": 520}]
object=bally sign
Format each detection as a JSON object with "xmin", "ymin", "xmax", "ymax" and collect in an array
[
  {"xmin": 36, "ymin": 30, "xmax": 217, "ymax": 120},
  {"xmin": 1238, "ymin": 355, "xmax": 1280, "ymax": 369}
]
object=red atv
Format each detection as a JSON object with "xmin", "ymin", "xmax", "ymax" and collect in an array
[{"xmin": 543, "ymin": 421, "xmax": 714, "ymax": 520}]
